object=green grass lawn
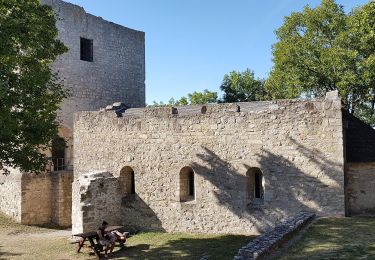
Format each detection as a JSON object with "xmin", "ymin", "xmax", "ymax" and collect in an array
[
  {"xmin": 2, "ymin": 213, "xmax": 375, "ymax": 260},
  {"xmin": 279, "ymin": 217, "xmax": 375, "ymax": 260},
  {"xmin": 117, "ymin": 232, "xmax": 254, "ymax": 259},
  {"xmin": 0, "ymin": 213, "xmax": 254, "ymax": 259}
]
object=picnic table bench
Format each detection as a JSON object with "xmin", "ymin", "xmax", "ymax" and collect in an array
[{"xmin": 73, "ymin": 225, "xmax": 128, "ymax": 258}]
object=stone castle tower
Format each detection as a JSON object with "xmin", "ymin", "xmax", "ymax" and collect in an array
[
  {"xmin": 0, "ymin": 0, "xmax": 145, "ymax": 226},
  {"xmin": 42, "ymin": 0, "xmax": 145, "ymax": 170}
]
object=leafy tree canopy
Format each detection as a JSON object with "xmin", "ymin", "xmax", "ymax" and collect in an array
[
  {"xmin": 0, "ymin": 0, "xmax": 68, "ymax": 174},
  {"xmin": 188, "ymin": 89, "xmax": 218, "ymax": 105},
  {"xmin": 150, "ymin": 89, "xmax": 218, "ymax": 107},
  {"xmin": 265, "ymin": 0, "xmax": 375, "ymax": 124},
  {"xmin": 220, "ymin": 69, "xmax": 265, "ymax": 102}
]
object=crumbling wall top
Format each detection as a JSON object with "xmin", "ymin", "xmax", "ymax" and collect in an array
[{"xmin": 75, "ymin": 94, "xmax": 342, "ymax": 123}]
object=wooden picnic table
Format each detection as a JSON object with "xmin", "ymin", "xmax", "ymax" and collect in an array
[{"xmin": 73, "ymin": 225, "xmax": 127, "ymax": 258}]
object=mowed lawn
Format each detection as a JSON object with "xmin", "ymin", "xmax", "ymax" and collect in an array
[
  {"xmin": 279, "ymin": 217, "xmax": 375, "ymax": 260},
  {"xmin": 0, "ymin": 213, "xmax": 254, "ymax": 260}
]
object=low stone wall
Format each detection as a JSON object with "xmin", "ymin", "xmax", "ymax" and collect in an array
[
  {"xmin": 346, "ymin": 163, "xmax": 375, "ymax": 216},
  {"xmin": 234, "ymin": 211, "xmax": 315, "ymax": 260},
  {"xmin": 0, "ymin": 171, "xmax": 73, "ymax": 227}
]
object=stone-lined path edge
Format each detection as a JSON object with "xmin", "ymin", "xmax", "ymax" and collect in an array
[{"xmin": 234, "ymin": 211, "xmax": 316, "ymax": 260}]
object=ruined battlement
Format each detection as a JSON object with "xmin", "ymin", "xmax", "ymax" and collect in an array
[
  {"xmin": 41, "ymin": 0, "xmax": 145, "ymax": 36},
  {"xmin": 75, "ymin": 92, "xmax": 342, "ymax": 123}
]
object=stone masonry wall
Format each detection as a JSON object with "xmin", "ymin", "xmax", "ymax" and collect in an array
[
  {"xmin": 346, "ymin": 163, "xmax": 375, "ymax": 216},
  {"xmin": 0, "ymin": 171, "xmax": 73, "ymax": 226},
  {"xmin": 51, "ymin": 171, "xmax": 74, "ymax": 227},
  {"xmin": 41, "ymin": 0, "xmax": 146, "ymax": 129},
  {"xmin": 21, "ymin": 171, "xmax": 73, "ymax": 226},
  {"xmin": 0, "ymin": 170, "xmax": 22, "ymax": 222},
  {"xmin": 73, "ymin": 93, "xmax": 345, "ymax": 234},
  {"xmin": 21, "ymin": 173, "xmax": 53, "ymax": 225},
  {"xmin": 72, "ymin": 171, "xmax": 121, "ymax": 233}
]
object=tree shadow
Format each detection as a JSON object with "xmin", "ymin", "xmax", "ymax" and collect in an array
[
  {"xmin": 121, "ymin": 194, "xmax": 166, "ymax": 233},
  {"xmin": 190, "ymin": 139, "xmax": 343, "ymax": 233},
  {"xmin": 110, "ymin": 244, "xmax": 150, "ymax": 259},
  {"xmin": 112, "ymin": 234, "xmax": 254, "ymax": 260}
]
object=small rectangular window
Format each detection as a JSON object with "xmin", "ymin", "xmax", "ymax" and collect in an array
[
  {"xmin": 80, "ymin": 37, "xmax": 93, "ymax": 62},
  {"xmin": 188, "ymin": 171, "xmax": 194, "ymax": 196},
  {"xmin": 180, "ymin": 167, "xmax": 195, "ymax": 202},
  {"xmin": 246, "ymin": 168, "xmax": 264, "ymax": 202},
  {"xmin": 254, "ymin": 172, "xmax": 262, "ymax": 198}
]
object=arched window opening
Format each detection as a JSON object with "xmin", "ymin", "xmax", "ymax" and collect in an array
[
  {"xmin": 119, "ymin": 166, "xmax": 135, "ymax": 195},
  {"xmin": 180, "ymin": 166, "xmax": 195, "ymax": 202},
  {"xmin": 246, "ymin": 168, "xmax": 263, "ymax": 202},
  {"xmin": 52, "ymin": 137, "xmax": 66, "ymax": 171},
  {"xmin": 254, "ymin": 171, "xmax": 262, "ymax": 199}
]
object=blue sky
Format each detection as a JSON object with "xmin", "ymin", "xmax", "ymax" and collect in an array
[{"xmin": 64, "ymin": 0, "xmax": 369, "ymax": 104}]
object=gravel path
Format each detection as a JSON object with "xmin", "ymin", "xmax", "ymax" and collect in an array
[{"xmin": 26, "ymin": 229, "xmax": 72, "ymax": 238}]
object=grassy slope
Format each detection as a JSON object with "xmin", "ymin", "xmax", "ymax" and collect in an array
[{"xmin": 279, "ymin": 217, "xmax": 375, "ymax": 260}]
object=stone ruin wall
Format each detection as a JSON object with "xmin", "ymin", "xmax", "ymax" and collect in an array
[
  {"xmin": 72, "ymin": 172, "xmax": 122, "ymax": 232},
  {"xmin": 72, "ymin": 93, "xmax": 345, "ymax": 234}
]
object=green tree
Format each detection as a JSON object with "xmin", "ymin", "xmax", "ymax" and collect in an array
[
  {"xmin": 187, "ymin": 89, "xmax": 218, "ymax": 105},
  {"xmin": 149, "ymin": 96, "xmax": 187, "ymax": 107},
  {"xmin": 265, "ymin": 0, "xmax": 375, "ymax": 124},
  {"xmin": 220, "ymin": 69, "xmax": 265, "ymax": 102},
  {"xmin": 345, "ymin": 1, "xmax": 375, "ymax": 124},
  {"xmin": 149, "ymin": 101, "xmax": 166, "ymax": 107},
  {"xmin": 168, "ymin": 97, "xmax": 177, "ymax": 106},
  {"xmin": 178, "ymin": 96, "xmax": 189, "ymax": 106},
  {"xmin": 0, "ymin": 0, "xmax": 68, "ymax": 174},
  {"xmin": 149, "ymin": 90, "xmax": 218, "ymax": 107}
]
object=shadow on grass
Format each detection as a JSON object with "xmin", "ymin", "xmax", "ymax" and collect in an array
[
  {"xmin": 112, "ymin": 234, "xmax": 255, "ymax": 260},
  {"xmin": 279, "ymin": 217, "xmax": 375, "ymax": 260}
]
